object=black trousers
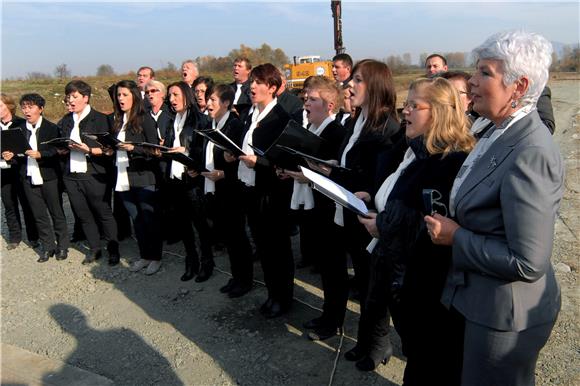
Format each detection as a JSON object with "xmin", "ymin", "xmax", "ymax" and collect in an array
[
  {"xmin": 64, "ymin": 176, "xmax": 117, "ymax": 252},
  {"xmin": 1, "ymin": 169, "xmax": 38, "ymax": 243},
  {"xmin": 214, "ymin": 183, "xmax": 253, "ymax": 286},
  {"xmin": 22, "ymin": 178, "xmax": 68, "ymax": 251},
  {"xmin": 243, "ymin": 183, "xmax": 294, "ymax": 305},
  {"xmin": 119, "ymin": 185, "xmax": 162, "ymax": 261}
]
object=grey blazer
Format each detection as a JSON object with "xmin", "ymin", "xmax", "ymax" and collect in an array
[{"xmin": 441, "ymin": 111, "xmax": 564, "ymax": 332}]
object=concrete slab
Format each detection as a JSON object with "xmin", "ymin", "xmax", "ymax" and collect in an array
[{"xmin": 1, "ymin": 343, "xmax": 113, "ymax": 386}]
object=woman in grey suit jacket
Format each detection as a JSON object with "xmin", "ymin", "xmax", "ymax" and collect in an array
[{"xmin": 425, "ymin": 30, "xmax": 564, "ymax": 386}]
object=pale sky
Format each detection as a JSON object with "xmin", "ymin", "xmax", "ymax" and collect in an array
[{"xmin": 1, "ymin": 1, "xmax": 579, "ymax": 79}]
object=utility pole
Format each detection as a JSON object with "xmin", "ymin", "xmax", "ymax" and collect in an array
[{"xmin": 331, "ymin": 1, "xmax": 345, "ymax": 55}]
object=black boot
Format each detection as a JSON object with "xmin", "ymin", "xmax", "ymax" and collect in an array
[
  {"xmin": 355, "ymin": 340, "xmax": 393, "ymax": 372},
  {"xmin": 107, "ymin": 241, "xmax": 121, "ymax": 266},
  {"xmin": 180, "ymin": 258, "xmax": 198, "ymax": 281}
]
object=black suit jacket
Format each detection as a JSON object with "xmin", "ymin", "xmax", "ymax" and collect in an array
[
  {"xmin": 149, "ymin": 108, "xmax": 174, "ymax": 143},
  {"xmin": 537, "ymin": 86, "xmax": 555, "ymax": 134},
  {"xmin": 230, "ymin": 80, "xmax": 252, "ymax": 117},
  {"xmin": 17, "ymin": 117, "xmax": 61, "ymax": 182},
  {"xmin": 58, "ymin": 108, "xmax": 113, "ymax": 178},
  {"xmin": 240, "ymin": 104, "xmax": 291, "ymax": 192},
  {"xmin": 112, "ymin": 114, "xmax": 159, "ymax": 188}
]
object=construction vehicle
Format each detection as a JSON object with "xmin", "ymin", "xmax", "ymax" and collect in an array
[{"xmin": 283, "ymin": 1, "xmax": 345, "ymax": 90}]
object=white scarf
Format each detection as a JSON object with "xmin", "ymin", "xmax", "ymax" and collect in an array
[
  {"xmin": 449, "ymin": 105, "xmax": 534, "ymax": 216},
  {"xmin": 1, "ymin": 120, "xmax": 13, "ymax": 169},
  {"xmin": 170, "ymin": 110, "xmax": 188, "ymax": 180},
  {"xmin": 335, "ymin": 110, "xmax": 367, "ymax": 226},
  {"xmin": 238, "ymin": 98, "xmax": 277, "ymax": 187},
  {"xmin": 69, "ymin": 105, "xmax": 91, "ymax": 173},
  {"xmin": 234, "ymin": 83, "xmax": 242, "ymax": 105},
  {"xmin": 26, "ymin": 117, "xmax": 44, "ymax": 185},
  {"xmin": 150, "ymin": 109, "xmax": 163, "ymax": 141},
  {"xmin": 115, "ymin": 114, "xmax": 130, "ymax": 192},
  {"xmin": 290, "ymin": 116, "xmax": 333, "ymax": 210},
  {"xmin": 366, "ymin": 148, "xmax": 417, "ymax": 253},
  {"xmin": 204, "ymin": 111, "xmax": 230, "ymax": 194}
]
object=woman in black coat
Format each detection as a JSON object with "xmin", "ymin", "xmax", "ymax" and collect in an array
[
  {"xmin": 197, "ymin": 84, "xmax": 253, "ymax": 294},
  {"xmin": 110, "ymin": 80, "xmax": 163, "ymax": 274},
  {"xmin": 359, "ymin": 77, "xmax": 475, "ymax": 383},
  {"xmin": 236, "ymin": 63, "xmax": 294, "ymax": 318},
  {"xmin": 162, "ymin": 81, "xmax": 214, "ymax": 282},
  {"xmin": 307, "ymin": 60, "xmax": 404, "ymax": 366}
]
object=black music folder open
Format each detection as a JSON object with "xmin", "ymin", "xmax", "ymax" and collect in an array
[
  {"xmin": 195, "ymin": 128, "xmax": 245, "ymax": 157},
  {"xmin": 161, "ymin": 151, "xmax": 208, "ymax": 173},
  {"xmin": 1, "ymin": 129, "xmax": 31, "ymax": 154}
]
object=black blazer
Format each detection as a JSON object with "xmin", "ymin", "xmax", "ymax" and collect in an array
[
  {"xmin": 112, "ymin": 114, "xmax": 159, "ymax": 188},
  {"xmin": 230, "ymin": 80, "xmax": 252, "ymax": 117},
  {"xmin": 329, "ymin": 114, "xmax": 404, "ymax": 196},
  {"xmin": 318, "ymin": 120, "xmax": 347, "ymax": 160},
  {"xmin": 17, "ymin": 117, "xmax": 61, "ymax": 182},
  {"xmin": 240, "ymin": 103, "xmax": 291, "ymax": 192},
  {"xmin": 162, "ymin": 107, "xmax": 207, "ymax": 184},
  {"xmin": 58, "ymin": 108, "xmax": 113, "ymax": 178}
]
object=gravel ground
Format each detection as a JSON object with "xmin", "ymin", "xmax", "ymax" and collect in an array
[{"xmin": 1, "ymin": 78, "xmax": 579, "ymax": 386}]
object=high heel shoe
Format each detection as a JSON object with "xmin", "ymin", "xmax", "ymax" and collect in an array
[
  {"xmin": 355, "ymin": 343, "xmax": 393, "ymax": 372},
  {"xmin": 344, "ymin": 345, "xmax": 366, "ymax": 362}
]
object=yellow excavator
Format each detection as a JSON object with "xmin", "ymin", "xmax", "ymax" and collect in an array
[{"xmin": 283, "ymin": 1, "xmax": 345, "ymax": 90}]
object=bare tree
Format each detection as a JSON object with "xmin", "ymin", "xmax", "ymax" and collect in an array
[
  {"xmin": 96, "ymin": 64, "xmax": 115, "ymax": 77},
  {"xmin": 54, "ymin": 63, "xmax": 71, "ymax": 79}
]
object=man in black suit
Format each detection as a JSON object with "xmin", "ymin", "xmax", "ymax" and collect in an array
[
  {"xmin": 58, "ymin": 80, "xmax": 120, "ymax": 265},
  {"xmin": 276, "ymin": 71, "xmax": 304, "ymax": 124},
  {"xmin": 14, "ymin": 94, "xmax": 69, "ymax": 262},
  {"xmin": 137, "ymin": 66, "xmax": 155, "ymax": 110},
  {"xmin": 229, "ymin": 57, "xmax": 252, "ymax": 117},
  {"xmin": 181, "ymin": 60, "xmax": 198, "ymax": 88},
  {"xmin": 332, "ymin": 53, "xmax": 353, "ymax": 87}
]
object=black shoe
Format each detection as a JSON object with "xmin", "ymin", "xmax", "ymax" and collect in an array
[
  {"xmin": 7, "ymin": 241, "xmax": 20, "ymax": 250},
  {"xmin": 37, "ymin": 249, "xmax": 55, "ymax": 263},
  {"xmin": 70, "ymin": 234, "xmax": 86, "ymax": 243},
  {"xmin": 108, "ymin": 254, "xmax": 120, "ymax": 266},
  {"xmin": 296, "ymin": 259, "xmax": 312, "ymax": 269},
  {"xmin": 55, "ymin": 249, "xmax": 68, "ymax": 261},
  {"xmin": 107, "ymin": 241, "xmax": 120, "ymax": 266},
  {"xmin": 228, "ymin": 283, "xmax": 252, "ymax": 298},
  {"xmin": 303, "ymin": 316, "xmax": 328, "ymax": 330},
  {"xmin": 308, "ymin": 326, "xmax": 341, "ymax": 341},
  {"xmin": 180, "ymin": 259, "xmax": 199, "ymax": 281},
  {"xmin": 195, "ymin": 266, "xmax": 213, "ymax": 283},
  {"xmin": 260, "ymin": 298, "xmax": 274, "ymax": 314},
  {"xmin": 263, "ymin": 301, "xmax": 289, "ymax": 319},
  {"xmin": 344, "ymin": 345, "xmax": 366, "ymax": 362},
  {"xmin": 355, "ymin": 344, "xmax": 393, "ymax": 372},
  {"xmin": 82, "ymin": 250, "xmax": 102, "ymax": 265},
  {"xmin": 29, "ymin": 240, "xmax": 40, "ymax": 249},
  {"xmin": 219, "ymin": 279, "xmax": 236, "ymax": 293}
]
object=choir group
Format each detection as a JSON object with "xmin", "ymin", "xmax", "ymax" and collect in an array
[{"xmin": 1, "ymin": 30, "xmax": 564, "ymax": 385}]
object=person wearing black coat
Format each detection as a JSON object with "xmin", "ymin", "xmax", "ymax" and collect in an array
[
  {"xmin": 307, "ymin": 60, "xmax": 404, "ymax": 370},
  {"xmin": 230, "ymin": 57, "xmax": 253, "ymax": 118},
  {"xmin": 198, "ymin": 84, "xmax": 253, "ymax": 292},
  {"xmin": 162, "ymin": 81, "xmax": 214, "ymax": 282},
  {"xmin": 1, "ymin": 94, "xmax": 39, "ymax": 249},
  {"xmin": 110, "ymin": 80, "xmax": 163, "ymax": 275},
  {"xmin": 58, "ymin": 80, "xmax": 119, "ymax": 265},
  {"xmin": 237, "ymin": 63, "xmax": 294, "ymax": 318},
  {"xmin": 11, "ymin": 94, "xmax": 68, "ymax": 262},
  {"xmin": 360, "ymin": 78, "xmax": 475, "ymax": 383}
]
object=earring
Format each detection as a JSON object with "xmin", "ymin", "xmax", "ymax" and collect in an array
[{"xmin": 511, "ymin": 100, "xmax": 517, "ymax": 108}]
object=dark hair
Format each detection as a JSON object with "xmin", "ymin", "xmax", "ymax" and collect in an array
[
  {"xmin": 19, "ymin": 93, "xmax": 45, "ymax": 109},
  {"xmin": 138, "ymin": 66, "xmax": 155, "ymax": 78},
  {"xmin": 192, "ymin": 76, "xmax": 215, "ymax": 103},
  {"xmin": 234, "ymin": 57, "xmax": 252, "ymax": 70},
  {"xmin": 167, "ymin": 81, "xmax": 196, "ymax": 112},
  {"xmin": 112, "ymin": 80, "xmax": 144, "ymax": 135},
  {"xmin": 425, "ymin": 54, "xmax": 448, "ymax": 66},
  {"xmin": 65, "ymin": 80, "xmax": 91, "ymax": 99},
  {"xmin": 332, "ymin": 53, "xmax": 353, "ymax": 69},
  {"xmin": 212, "ymin": 84, "xmax": 235, "ymax": 109},
  {"xmin": 249, "ymin": 63, "xmax": 282, "ymax": 97},
  {"xmin": 438, "ymin": 70, "xmax": 472, "ymax": 92},
  {"xmin": 351, "ymin": 59, "xmax": 398, "ymax": 133}
]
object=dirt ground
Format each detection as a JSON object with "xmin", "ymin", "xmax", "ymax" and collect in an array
[{"xmin": 1, "ymin": 78, "xmax": 579, "ymax": 386}]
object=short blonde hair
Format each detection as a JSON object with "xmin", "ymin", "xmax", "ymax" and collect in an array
[
  {"xmin": 410, "ymin": 77, "xmax": 475, "ymax": 156},
  {"xmin": 145, "ymin": 80, "xmax": 166, "ymax": 96},
  {"xmin": 305, "ymin": 76, "xmax": 343, "ymax": 114}
]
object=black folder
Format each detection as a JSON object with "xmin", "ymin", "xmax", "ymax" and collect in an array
[
  {"xmin": 161, "ymin": 151, "xmax": 208, "ymax": 173},
  {"xmin": 276, "ymin": 145, "xmax": 351, "ymax": 172},
  {"xmin": 195, "ymin": 129, "xmax": 245, "ymax": 157},
  {"xmin": 40, "ymin": 137, "xmax": 82, "ymax": 148},
  {"xmin": 1, "ymin": 129, "xmax": 31, "ymax": 154},
  {"xmin": 83, "ymin": 132, "xmax": 123, "ymax": 148},
  {"xmin": 250, "ymin": 120, "xmax": 325, "ymax": 171}
]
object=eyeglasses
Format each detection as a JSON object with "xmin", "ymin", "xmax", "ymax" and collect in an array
[
  {"xmin": 457, "ymin": 91, "xmax": 469, "ymax": 96},
  {"xmin": 402, "ymin": 101, "xmax": 430, "ymax": 112},
  {"xmin": 145, "ymin": 89, "xmax": 159, "ymax": 95}
]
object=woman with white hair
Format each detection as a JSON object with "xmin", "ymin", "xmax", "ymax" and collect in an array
[
  {"xmin": 144, "ymin": 80, "xmax": 172, "ymax": 144},
  {"xmin": 425, "ymin": 30, "xmax": 564, "ymax": 385}
]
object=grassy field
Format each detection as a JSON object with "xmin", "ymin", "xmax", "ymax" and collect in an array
[{"xmin": 1, "ymin": 70, "xmax": 577, "ymax": 123}]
